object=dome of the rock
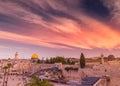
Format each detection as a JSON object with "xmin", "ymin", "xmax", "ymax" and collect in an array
[{"xmin": 31, "ymin": 53, "xmax": 38, "ymax": 59}]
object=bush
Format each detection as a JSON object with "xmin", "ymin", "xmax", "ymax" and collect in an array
[{"xmin": 64, "ymin": 67, "xmax": 78, "ymax": 72}]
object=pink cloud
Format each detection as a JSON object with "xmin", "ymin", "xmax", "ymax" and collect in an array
[
  {"xmin": 0, "ymin": 0, "xmax": 120, "ymax": 50},
  {"xmin": 0, "ymin": 30, "xmax": 71, "ymax": 49},
  {"xmin": 0, "ymin": 13, "xmax": 120, "ymax": 50},
  {"xmin": 0, "ymin": 45, "xmax": 28, "ymax": 50}
]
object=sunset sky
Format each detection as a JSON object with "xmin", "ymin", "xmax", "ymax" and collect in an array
[{"xmin": 0, "ymin": 0, "xmax": 120, "ymax": 59}]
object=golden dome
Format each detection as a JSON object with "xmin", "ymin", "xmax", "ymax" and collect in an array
[{"xmin": 31, "ymin": 53, "xmax": 38, "ymax": 59}]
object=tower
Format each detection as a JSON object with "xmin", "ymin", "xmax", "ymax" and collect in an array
[
  {"xmin": 15, "ymin": 52, "xmax": 18, "ymax": 60},
  {"xmin": 101, "ymin": 53, "xmax": 104, "ymax": 64}
]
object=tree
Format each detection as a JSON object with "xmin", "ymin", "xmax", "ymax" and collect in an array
[
  {"xmin": 50, "ymin": 58, "xmax": 53, "ymax": 64},
  {"xmin": 67, "ymin": 59, "xmax": 71, "ymax": 64},
  {"xmin": 25, "ymin": 76, "xmax": 53, "ymax": 86},
  {"xmin": 45, "ymin": 58, "xmax": 49, "ymax": 64},
  {"xmin": 108, "ymin": 55, "xmax": 115, "ymax": 61},
  {"xmin": 3, "ymin": 66, "xmax": 8, "ymax": 86},
  {"xmin": 80, "ymin": 53, "xmax": 86, "ymax": 68},
  {"xmin": 37, "ymin": 59, "xmax": 41, "ymax": 64},
  {"xmin": 49, "ymin": 56, "xmax": 66, "ymax": 64},
  {"xmin": 6, "ymin": 63, "xmax": 12, "ymax": 86}
]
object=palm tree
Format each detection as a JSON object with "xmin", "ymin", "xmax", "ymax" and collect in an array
[
  {"xmin": 3, "ymin": 66, "xmax": 8, "ymax": 86},
  {"xmin": 25, "ymin": 76, "xmax": 53, "ymax": 86},
  {"xmin": 6, "ymin": 63, "xmax": 12, "ymax": 86}
]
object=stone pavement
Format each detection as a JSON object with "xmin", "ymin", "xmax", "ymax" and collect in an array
[{"xmin": 0, "ymin": 75, "xmax": 28, "ymax": 86}]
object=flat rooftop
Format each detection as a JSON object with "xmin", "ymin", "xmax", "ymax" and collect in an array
[{"xmin": 79, "ymin": 77, "xmax": 100, "ymax": 86}]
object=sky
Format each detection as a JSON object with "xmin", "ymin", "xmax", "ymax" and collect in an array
[{"xmin": 0, "ymin": 0, "xmax": 120, "ymax": 59}]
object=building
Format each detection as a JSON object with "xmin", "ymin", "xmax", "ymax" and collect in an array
[
  {"xmin": 79, "ymin": 77, "xmax": 106, "ymax": 86},
  {"xmin": 31, "ymin": 53, "xmax": 39, "ymax": 62}
]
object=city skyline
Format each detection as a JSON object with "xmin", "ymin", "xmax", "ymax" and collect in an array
[{"xmin": 0, "ymin": 0, "xmax": 120, "ymax": 58}]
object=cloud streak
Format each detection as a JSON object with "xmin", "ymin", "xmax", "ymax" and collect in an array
[{"xmin": 0, "ymin": 0, "xmax": 120, "ymax": 51}]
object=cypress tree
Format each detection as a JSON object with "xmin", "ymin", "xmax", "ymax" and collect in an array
[{"xmin": 80, "ymin": 53, "xmax": 86, "ymax": 68}]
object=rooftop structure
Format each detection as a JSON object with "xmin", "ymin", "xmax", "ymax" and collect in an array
[{"xmin": 80, "ymin": 77, "xmax": 101, "ymax": 86}]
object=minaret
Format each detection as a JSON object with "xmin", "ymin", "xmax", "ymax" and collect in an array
[
  {"xmin": 101, "ymin": 53, "xmax": 104, "ymax": 64},
  {"xmin": 15, "ymin": 52, "xmax": 18, "ymax": 60}
]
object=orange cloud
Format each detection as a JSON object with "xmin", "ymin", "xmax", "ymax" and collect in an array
[
  {"xmin": 34, "ymin": 14, "xmax": 120, "ymax": 50},
  {"xmin": 39, "ymin": 14, "xmax": 120, "ymax": 50},
  {"xmin": 0, "ymin": 11, "xmax": 120, "ymax": 50}
]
